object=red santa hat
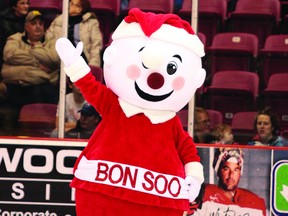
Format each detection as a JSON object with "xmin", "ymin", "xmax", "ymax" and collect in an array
[{"xmin": 112, "ymin": 8, "xmax": 205, "ymax": 57}]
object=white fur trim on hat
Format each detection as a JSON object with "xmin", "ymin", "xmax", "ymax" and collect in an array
[{"xmin": 112, "ymin": 21, "xmax": 205, "ymax": 57}]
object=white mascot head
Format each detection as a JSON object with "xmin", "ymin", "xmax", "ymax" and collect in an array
[{"xmin": 103, "ymin": 8, "xmax": 206, "ymax": 113}]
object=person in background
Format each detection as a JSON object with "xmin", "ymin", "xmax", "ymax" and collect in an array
[
  {"xmin": 65, "ymin": 103, "xmax": 101, "ymax": 139},
  {"xmin": 194, "ymin": 107, "xmax": 211, "ymax": 143},
  {"xmin": 51, "ymin": 79, "xmax": 86, "ymax": 137},
  {"xmin": 248, "ymin": 107, "xmax": 288, "ymax": 147},
  {"xmin": 46, "ymin": 0, "xmax": 103, "ymax": 67},
  {"xmin": 0, "ymin": 0, "xmax": 30, "ymax": 69},
  {"xmin": 174, "ymin": 0, "xmax": 184, "ymax": 12},
  {"xmin": 204, "ymin": 124, "xmax": 235, "ymax": 144},
  {"xmin": 0, "ymin": 10, "xmax": 60, "ymax": 107},
  {"xmin": 188, "ymin": 148, "xmax": 266, "ymax": 216}
]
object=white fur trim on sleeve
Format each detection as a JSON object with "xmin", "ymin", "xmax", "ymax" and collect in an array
[
  {"xmin": 184, "ymin": 162, "xmax": 204, "ymax": 183},
  {"xmin": 64, "ymin": 57, "xmax": 90, "ymax": 82}
]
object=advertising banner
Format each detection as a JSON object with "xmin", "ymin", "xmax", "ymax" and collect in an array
[
  {"xmin": 0, "ymin": 138, "xmax": 287, "ymax": 216},
  {"xmin": 0, "ymin": 138, "xmax": 86, "ymax": 216}
]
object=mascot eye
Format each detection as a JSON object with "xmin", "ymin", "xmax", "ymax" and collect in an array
[{"xmin": 167, "ymin": 61, "xmax": 178, "ymax": 75}]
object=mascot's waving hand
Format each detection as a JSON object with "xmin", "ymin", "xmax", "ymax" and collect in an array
[{"xmin": 56, "ymin": 8, "xmax": 206, "ymax": 216}]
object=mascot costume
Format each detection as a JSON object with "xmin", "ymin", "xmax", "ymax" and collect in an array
[{"xmin": 56, "ymin": 8, "xmax": 206, "ymax": 216}]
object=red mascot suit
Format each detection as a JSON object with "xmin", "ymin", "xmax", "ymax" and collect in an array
[{"xmin": 56, "ymin": 8, "xmax": 206, "ymax": 216}]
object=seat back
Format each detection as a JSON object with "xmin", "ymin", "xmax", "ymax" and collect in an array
[
  {"xmin": 204, "ymin": 71, "xmax": 259, "ymax": 124},
  {"xmin": 89, "ymin": 65, "xmax": 104, "ymax": 84},
  {"xmin": 176, "ymin": 108, "xmax": 223, "ymax": 131},
  {"xmin": 263, "ymin": 73, "xmax": 288, "ymax": 130},
  {"xmin": 176, "ymin": 109, "xmax": 188, "ymax": 131},
  {"xmin": 197, "ymin": 32, "xmax": 207, "ymax": 49},
  {"xmin": 206, "ymin": 32, "xmax": 258, "ymax": 76},
  {"xmin": 206, "ymin": 109, "xmax": 223, "ymax": 128},
  {"xmin": 228, "ymin": 0, "xmax": 281, "ymax": 48},
  {"xmin": 258, "ymin": 35, "xmax": 288, "ymax": 87},
  {"xmin": 18, "ymin": 103, "xmax": 57, "ymax": 137},
  {"xmin": 235, "ymin": 0, "xmax": 280, "ymax": 18},
  {"xmin": 126, "ymin": 0, "xmax": 174, "ymax": 14},
  {"xmin": 211, "ymin": 71, "xmax": 259, "ymax": 99},
  {"xmin": 231, "ymin": 111, "xmax": 257, "ymax": 144},
  {"xmin": 267, "ymin": 73, "xmax": 288, "ymax": 90},
  {"xmin": 90, "ymin": 0, "xmax": 121, "ymax": 45}
]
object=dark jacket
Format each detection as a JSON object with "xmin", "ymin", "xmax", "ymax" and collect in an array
[
  {"xmin": 0, "ymin": 7, "xmax": 26, "ymax": 67},
  {"xmin": 65, "ymin": 121, "xmax": 94, "ymax": 139}
]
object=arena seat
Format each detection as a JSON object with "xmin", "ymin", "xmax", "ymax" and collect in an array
[
  {"xmin": 263, "ymin": 73, "xmax": 288, "ymax": 131},
  {"xmin": 204, "ymin": 71, "xmax": 259, "ymax": 124},
  {"xmin": 231, "ymin": 111, "xmax": 257, "ymax": 144},
  {"xmin": 206, "ymin": 32, "xmax": 259, "ymax": 77},
  {"xmin": 228, "ymin": 0, "xmax": 281, "ymax": 48},
  {"xmin": 125, "ymin": 0, "xmax": 174, "ymax": 14},
  {"xmin": 258, "ymin": 34, "xmax": 288, "ymax": 88},
  {"xmin": 17, "ymin": 103, "xmax": 57, "ymax": 137}
]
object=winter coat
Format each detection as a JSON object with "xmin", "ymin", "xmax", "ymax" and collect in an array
[
  {"xmin": 1, "ymin": 32, "xmax": 60, "ymax": 86},
  {"xmin": 46, "ymin": 12, "xmax": 103, "ymax": 67}
]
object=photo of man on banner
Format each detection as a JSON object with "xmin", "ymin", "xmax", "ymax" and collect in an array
[{"xmin": 188, "ymin": 147, "xmax": 266, "ymax": 216}]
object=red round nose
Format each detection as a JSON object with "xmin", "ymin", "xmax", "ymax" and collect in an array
[{"xmin": 147, "ymin": 73, "xmax": 164, "ymax": 89}]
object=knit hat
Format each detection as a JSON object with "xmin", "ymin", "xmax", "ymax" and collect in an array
[
  {"xmin": 112, "ymin": 8, "xmax": 205, "ymax": 57},
  {"xmin": 213, "ymin": 148, "xmax": 244, "ymax": 175}
]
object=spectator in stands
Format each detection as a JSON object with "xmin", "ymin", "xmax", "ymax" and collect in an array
[
  {"xmin": 248, "ymin": 107, "xmax": 288, "ymax": 147},
  {"xmin": 0, "ymin": 10, "xmax": 60, "ymax": 107},
  {"xmin": 46, "ymin": 0, "xmax": 103, "ymax": 67},
  {"xmin": 188, "ymin": 148, "xmax": 266, "ymax": 216},
  {"xmin": 204, "ymin": 124, "xmax": 235, "ymax": 144},
  {"xmin": 0, "ymin": 0, "xmax": 30, "ymax": 69},
  {"xmin": 227, "ymin": 0, "xmax": 238, "ymax": 14},
  {"xmin": 194, "ymin": 107, "xmax": 211, "ymax": 143},
  {"xmin": 0, "ymin": 10, "xmax": 60, "ymax": 136},
  {"xmin": 174, "ymin": 0, "xmax": 184, "ymax": 12},
  {"xmin": 51, "ymin": 79, "xmax": 86, "ymax": 137},
  {"xmin": 65, "ymin": 103, "xmax": 101, "ymax": 139}
]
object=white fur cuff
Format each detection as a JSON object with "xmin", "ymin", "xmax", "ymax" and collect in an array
[{"xmin": 184, "ymin": 162, "xmax": 204, "ymax": 183}]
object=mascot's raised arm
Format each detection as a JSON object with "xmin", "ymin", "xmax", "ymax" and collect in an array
[{"xmin": 56, "ymin": 8, "xmax": 206, "ymax": 216}]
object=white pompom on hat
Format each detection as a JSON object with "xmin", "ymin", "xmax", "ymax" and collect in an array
[{"xmin": 112, "ymin": 8, "xmax": 205, "ymax": 57}]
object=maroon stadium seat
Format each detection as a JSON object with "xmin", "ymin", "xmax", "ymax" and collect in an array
[
  {"xmin": 17, "ymin": 103, "xmax": 57, "ymax": 137},
  {"xmin": 231, "ymin": 111, "xmax": 257, "ymax": 144},
  {"xmin": 125, "ymin": 0, "xmax": 174, "ymax": 14},
  {"xmin": 258, "ymin": 34, "xmax": 288, "ymax": 88},
  {"xmin": 263, "ymin": 73, "xmax": 288, "ymax": 131},
  {"xmin": 206, "ymin": 32, "xmax": 258, "ymax": 77},
  {"xmin": 228, "ymin": 0, "xmax": 281, "ymax": 48},
  {"xmin": 204, "ymin": 71, "xmax": 259, "ymax": 124},
  {"xmin": 89, "ymin": 65, "xmax": 104, "ymax": 84}
]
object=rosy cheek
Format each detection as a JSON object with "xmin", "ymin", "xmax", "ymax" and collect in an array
[
  {"xmin": 172, "ymin": 76, "xmax": 185, "ymax": 91},
  {"xmin": 126, "ymin": 64, "xmax": 141, "ymax": 80}
]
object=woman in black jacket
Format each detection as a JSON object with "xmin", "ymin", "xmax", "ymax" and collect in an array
[{"xmin": 0, "ymin": 0, "xmax": 29, "ymax": 68}]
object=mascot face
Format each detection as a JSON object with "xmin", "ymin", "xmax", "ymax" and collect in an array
[{"xmin": 103, "ymin": 9, "xmax": 206, "ymax": 113}]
